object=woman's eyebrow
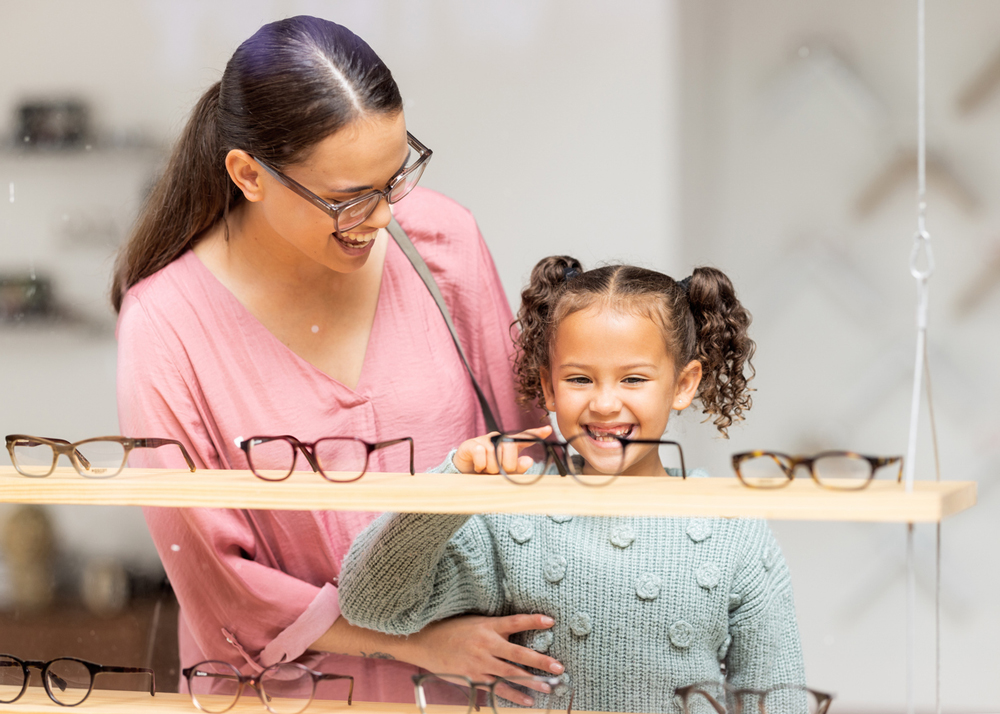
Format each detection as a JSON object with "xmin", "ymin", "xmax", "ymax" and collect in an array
[{"xmin": 323, "ymin": 154, "xmax": 410, "ymax": 194}]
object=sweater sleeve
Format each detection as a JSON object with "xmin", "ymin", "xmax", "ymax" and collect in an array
[
  {"xmin": 117, "ymin": 294, "xmax": 340, "ymax": 672},
  {"xmin": 338, "ymin": 511, "xmax": 505, "ymax": 635},
  {"xmin": 724, "ymin": 521, "xmax": 806, "ymax": 690}
]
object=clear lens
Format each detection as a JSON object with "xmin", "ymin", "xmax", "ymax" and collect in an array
[
  {"xmin": 494, "ymin": 435, "xmax": 548, "ymax": 485},
  {"xmin": 258, "ymin": 664, "xmax": 315, "ymax": 714},
  {"xmin": 493, "ymin": 676, "xmax": 572, "ymax": 714},
  {"xmin": 73, "ymin": 439, "xmax": 127, "ymax": 478},
  {"xmin": 762, "ymin": 686, "xmax": 826, "ymax": 714},
  {"xmin": 313, "ymin": 438, "xmax": 369, "ymax": 482},
  {"xmin": 415, "ymin": 674, "xmax": 477, "ymax": 714},
  {"xmin": 683, "ymin": 687, "xmax": 726, "ymax": 714},
  {"xmin": 388, "ymin": 161, "xmax": 427, "ymax": 203},
  {"xmin": 44, "ymin": 659, "xmax": 91, "ymax": 706},
  {"xmin": 0, "ymin": 655, "xmax": 26, "ymax": 703},
  {"xmin": 188, "ymin": 661, "xmax": 242, "ymax": 713},
  {"xmin": 564, "ymin": 434, "xmax": 621, "ymax": 486},
  {"xmin": 813, "ymin": 453, "xmax": 872, "ymax": 490},
  {"xmin": 336, "ymin": 195, "xmax": 381, "ymax": 232},
  {"xmin": 246, "ymin": 438, "xmax": 297, "ymax": 481},
  {"xmin": 736, "ymin": 454, "xmax": 793, "ymax": 488},
  {"xmin": 11, "ymin": 439, "xmax": 55, "ymax": 476}
]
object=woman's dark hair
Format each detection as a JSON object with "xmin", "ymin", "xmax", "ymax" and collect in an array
[
  {"xmin": 514, "ymin": 256, "xmax": 756, "ymax": 436},
  {"xmin": 111, "ymin": 16, "xmax": 403, "ymax": 311}
]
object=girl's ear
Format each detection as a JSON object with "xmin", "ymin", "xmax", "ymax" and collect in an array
[
  {"xmin": 539, "ymin": 366, "xmax": 556, "ymax": 412},
  {"xmin": 672, "ymin": 360, "xmax": 703, "ymax": 411},
  {"xmin": 225, "ymin": 149, "xmax": 264, "ymax": 203}
]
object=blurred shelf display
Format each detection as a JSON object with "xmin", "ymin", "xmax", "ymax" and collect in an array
[{"xmin": 0, "ymin": 466, "xmax": 976, "ymax": 523}]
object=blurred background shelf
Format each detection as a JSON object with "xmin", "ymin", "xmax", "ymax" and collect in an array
[{"xmin": 0, "ymin": 466, "xmax": 976, "ymax": 522}]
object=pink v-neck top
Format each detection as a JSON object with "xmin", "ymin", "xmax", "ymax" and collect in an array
[{"xmin": 116, "ymin": 188, "xmax": 537, "ymax": 702}]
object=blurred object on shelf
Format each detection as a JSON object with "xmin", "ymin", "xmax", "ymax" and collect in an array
[
  {"xmin": 16, "ymin": 99, "xmax": 91, "ymax": 149},
  {"xmin": 80, "ymin": 558, "xmax": 131, "ymax": 616},
  {"xmin": 957, "ymin": 47, "xmax": 1000, "ymax": 115},
  {"xmin": 0, "ymin": 273, "xmax": 53, "ymax": 321},
  {"xmin": 1, "ymin": 504, "xmax": 56, "ymax": 610}
]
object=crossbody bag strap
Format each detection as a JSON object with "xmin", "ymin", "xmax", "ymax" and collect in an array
[{"xmin": 386, "ymin": 217, "xmax": 501, "ymax": 434}]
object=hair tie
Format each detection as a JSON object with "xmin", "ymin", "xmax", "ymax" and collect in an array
[
  {"xmin": 677, "ymin": 276, "xmax": 692, "ymax": 293},
  {"xmin": 563, "ymin": 266, "xmax": 581, "ymax": 282}
]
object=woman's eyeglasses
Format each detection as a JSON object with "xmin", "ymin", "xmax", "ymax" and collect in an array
[
  {"xmin": 183, "ymin": 660, "xmax": 353, "ymax": 714},
  {"xmin": 675, "ymin": 681, "xmax": 833, "ymax": 714},
  {"xmin": 732, "ymin": 450, "xmax": 903, "ymax": 490},
  {"xmin": 252, "ymin": 132, "xmax": 432, "ymax": 234},
  {"xmin": 0, "ymin": 654, "xmax": 155, "ymax": 706},
  {"xmin": 236, "ymin": 435, "xmax": 414, "ymax": 482},
  {"xmin": 412, "ymin": 673, "xmax": 572, "ymax": 714},
  {"xmin": 490, "ymin": 432, "xmax": 686, "ymax": 487},
  {"xmin": 5, "ymin": 434, "xmax": 196, "ymax": 478}
]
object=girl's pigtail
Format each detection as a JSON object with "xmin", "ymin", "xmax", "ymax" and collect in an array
[
  {"xmin": 513, "ymin": 255, "xmax": 583, "ymax": 412},
  {"xmin": 112, "ymin": 82, "xmax": 234, "ymax": 311},
  {"xmin": 686, "ymin": 266, "xmax": 756, "ymax": 436}
]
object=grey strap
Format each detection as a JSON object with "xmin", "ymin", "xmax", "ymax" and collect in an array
[{"xmin": 386, "ymin": 218, "xmax": 501, "ymax": 434}]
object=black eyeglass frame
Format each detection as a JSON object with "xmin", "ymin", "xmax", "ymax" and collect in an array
[
  {"xmin": 0, "ymin": 654, "xmax": 155, "ymax": 706},
  {"xmin": 251, "ymin": 132, "xmax": 432, "ymax": 234},
  {"xmin": 674, "ymin": 680, "xmax": 833, "ymax": 714},
  {"xmin": 182, "ymin": 660, "xmax": 353, "ymax": 714},
  {"xmin": 411, "ymin": 673, "xmax": 573, "ymax": 714},
  {"xmin": 489, "ymin": 432, "xmax": 687, "ymax": 487},
  {"xmin": 4, "ymin": 434, "xmax": 196, "ymax": 478},
  {"xmin": 238, "ymin": 434, "xmax": 415, "ymax": 482},
  {"xmin": 731, "ymin": 450, "xmax": 903, "ymax": 490}
]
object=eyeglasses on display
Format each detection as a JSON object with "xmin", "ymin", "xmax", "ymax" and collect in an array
[
  {"xmin": 412, "ymin": 673, "xmax": 573, "ymax": 714},
  {"xmin": 731, "ymin": 450, "xmax": 903, "ymax": 491},
  {"xmin": 252, "ymin": 131, "xmax": 432, "ymax": 234},
  {"xmin": 675, "ymin": 680, "xmax": 833, "ymax": 714},
  {"xmin": 5, "ymin": 434, "xmax": 196, "ymax": 478},
  {"xmin": 182, "ymin": 660, "xmax": 353, "ymax": 714},
  {"xmin": 0, "ymin": 654, "xmax": 155, "ymax": 706},
  {"xmin": 236, "ymin": 434, "xmax": 414, "ymax": 482},
  {"xmin": 490, "ymin": 432, "xmax": 687, "ymax": 487}
]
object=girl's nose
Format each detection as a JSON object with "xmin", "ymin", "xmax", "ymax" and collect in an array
[{"xmin": 590, "ymin": 387, "xmax": 622, "ymax": 415}]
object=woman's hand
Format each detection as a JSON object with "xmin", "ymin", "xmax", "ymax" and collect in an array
[
  {"xmin": 399, "ymin": 612, "xmax": 563, "ymax": 705},
  {"xmin": 452, "ymin": 426, "xmax": 553, "ymax": 475}
]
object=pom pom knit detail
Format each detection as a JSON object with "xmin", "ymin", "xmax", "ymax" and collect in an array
[
  {"xmin": 686, "ymin": 520, "xmax": 712, "ymax": 543},
  {"xmin": 510, "ymin": 521, "xmax": 534, "ymax": 544},
  {"xmin": 609, "ymin": 526, "xmax": 636, "ymax": 549},
  {"xmin": 696, "ymin": 562, "xmax": 722, "ymax": 590},
  {"xmin": 528, "ymin": 629, "xmax": 554, "ymax": 653},
  {"xmin": 636, "ymin": 573, "xmax": 662, "ymax": 600},
  {"xmin": 543, "ymin": 555, "xmax": 567, "ymax": 583},
  {"xmin": 549, "ymin": 514, "xmax": 573, "ymax": 523},
  {"xmin": 570, "ymin": 612, "xmax": 593, "ymax": 637},
  {"xmin": 669, "ymin": 620, "xmax": 694, "ymax": 649}
]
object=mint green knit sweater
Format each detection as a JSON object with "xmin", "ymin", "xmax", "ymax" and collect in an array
[{"xmin": 339, "ymin": 458, "xmax": 805, "ymax": 713}]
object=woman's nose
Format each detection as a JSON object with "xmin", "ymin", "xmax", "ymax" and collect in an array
[{"xmin": 365, "ymin": 196, "xmax": 393, "ymax": 230}]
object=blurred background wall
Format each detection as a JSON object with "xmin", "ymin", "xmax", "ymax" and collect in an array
[{"xmin": 0, "ymin": 0, "xmax": 997, "ymax": 711}]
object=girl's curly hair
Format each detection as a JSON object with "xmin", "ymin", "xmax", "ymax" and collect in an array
[{"xmin": 512, "ymin": 256, "xmax": 755, "ymax": 436}]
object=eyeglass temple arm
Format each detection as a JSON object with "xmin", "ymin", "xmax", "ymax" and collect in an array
[
  {"xmin": 132, "ymin": 438, "xmax": 196, "ymax": 472},
  {"xmin": 97, "ymin": 666, "xmax": 156, "ymax": 695},
  {"xmin": 318, "ymin": 674, "xmax": 354, "ymax": 704},
  {"xmin": 372, "ymin": 437, "xmax": 415, "ymax": 475}
]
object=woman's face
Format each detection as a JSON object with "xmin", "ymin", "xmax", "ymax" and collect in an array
[
  {"xmin": 255, "ymin": 111, "xmax": 410, "ymax": 273},
  {"xmin": 540, "ymin": 305, "xmax": 702, "ymax": 477}
]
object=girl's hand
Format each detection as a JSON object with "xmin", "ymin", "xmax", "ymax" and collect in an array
[
  {"xmin": 400, "ymin": 613, "xmax": 563, "ymax": 705},
  {"xmin": 452, "ymin": 426, "xmax": 553, "ymax": 475}
]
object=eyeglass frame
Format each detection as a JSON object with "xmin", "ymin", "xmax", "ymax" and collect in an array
[
  {"xmin": 182, "ymin": 659, "xmax": 353, "ymax": 714},
  {"xmin": 251, "ymin": 131, "xmax": 432, "ymax": 234},
  {"xmin": 674, "ymin": 680, "xmax": 833, "ymax": 714},
  {"xmin": 731, "ymin": 449, "xmax": 903, "ymax": 490},
  {"xmin": 411, "ymin": 673, "xmax": 573, "ymax": 714},
  {"xmin": 489, "ymin": 432, "xmax": 687, "ymax": 487},
  {"xmin": 237, "ymin": 434, "xmax": 415, "ymax": 482},
  {"xmin": 4, "ymin": 434, "xmax": 196, "ymax": 478},
  {"xmin": 0, "ymin": 654, "xmax": 155, "ymax": 706}
]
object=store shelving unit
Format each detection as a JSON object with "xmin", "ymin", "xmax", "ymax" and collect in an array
[{"xmin": 0, "ymin": 465, "xmax": 977, "ymax": 714}]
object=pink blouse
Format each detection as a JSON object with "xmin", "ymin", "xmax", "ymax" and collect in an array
[{"xmin": 116, "ymin": 188, "xmax": 537, "ymax": 702}]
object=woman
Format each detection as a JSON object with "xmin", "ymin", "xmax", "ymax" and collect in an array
[{"xmin": 113, "ymin": 16, "xmax": 561, "ymax": 702}]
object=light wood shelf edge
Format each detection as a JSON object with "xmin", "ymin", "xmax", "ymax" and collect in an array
[{"xmin": 0, "ymin": 466, "xmax": 977, "ymax": 522}]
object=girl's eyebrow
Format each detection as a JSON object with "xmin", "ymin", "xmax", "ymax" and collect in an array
[
  {"xmin": 559, "ymin": 362, "xmax": 657, "ymax": 370},
  {"xmin": 323, "ymin": 154, "xmax": 410, "ymax": 195}
]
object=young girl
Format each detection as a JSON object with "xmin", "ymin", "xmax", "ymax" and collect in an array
[{"xmin": 339, "ymin": 257, "xmax": 805, "ymax": 713}]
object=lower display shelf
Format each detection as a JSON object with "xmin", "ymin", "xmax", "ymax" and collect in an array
[{"xmin": 0, "ymin": 466, "xmax": 977, "ymax": 522}]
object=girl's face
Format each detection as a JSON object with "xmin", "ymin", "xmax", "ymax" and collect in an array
[
  {"xmin": 541, "ymin": 305, "xmax": 702, "ymax": 477},
  {"xmin": 247, "ymin": 111, "xmax": 410, "ymax": 273}
]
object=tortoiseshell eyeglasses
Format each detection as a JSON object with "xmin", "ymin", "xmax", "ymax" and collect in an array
[
  {"xmin": 236, "ymin": 435, "xmax": 414, "ymax": 483},
  {"xmin": 732, "ymin": 450, "xmax": 903, "ymax": 490},
  {"xmin": 0, "ymin": 654, "xmax": 155, "ymax": 706},
  {"xmin": 5, "ymin": 434, "xmax": 196, "ymax": 478}
]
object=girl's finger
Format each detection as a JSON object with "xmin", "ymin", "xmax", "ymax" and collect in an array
[
  {"xmin": 473, "ymin": 444, "xmax": 488, "ymax": 473},
  {"xmin": 516, "ymin": 454, "xmax": 535, "ymax": 473},
  {"xmin": 500, "ymin": 441, "xmax": 520, "ymax": 474}
]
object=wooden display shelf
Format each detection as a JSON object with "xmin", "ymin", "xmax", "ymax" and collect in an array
[{"xmin": 0, "ymin": 466, "xmax": 976, "ymax": 522}]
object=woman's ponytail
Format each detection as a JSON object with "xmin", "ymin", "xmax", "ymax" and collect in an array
[
  {"xmin": 513, "ymin": 255, "xmax": 583, "ymax": 412},
  {"xmin": 111, "ymin": 82, "xmax": 233, "ymax": 311},
  {"xmin": 685, "ymin": 266, "xmax": 755, "ymax": 435}
]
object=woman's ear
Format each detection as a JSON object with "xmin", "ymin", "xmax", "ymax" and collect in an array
[
  {"xmin": 225, "ymin": 149, "xmax": 264, "ymax": 203},
  {"xmin": 672, "ymin": 360, "xmax": 703, "ymax": 411},
  {"xmin": 539, "ymin": 366, "xmax": 556, "ymax": 412}
]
